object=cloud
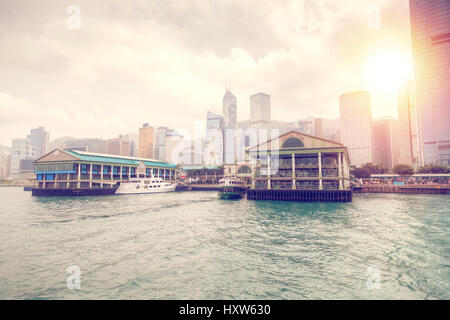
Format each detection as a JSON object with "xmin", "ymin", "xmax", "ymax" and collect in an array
[{"xmin": 0, "ymin": 0, "xmax": 410, "ymax": 146}]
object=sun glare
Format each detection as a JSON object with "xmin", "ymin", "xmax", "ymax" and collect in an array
[{"xmin": 364, "ymin": 51, "xmax": 413, "ymax": 93}]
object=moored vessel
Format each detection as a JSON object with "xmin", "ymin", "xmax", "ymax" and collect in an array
[
  {"xmin": 218, "ymin": 176, "xmax": 247, "ymax": 199},
  {"xmin": 115, "ymin": 176, "xmax": 176, "ymax": 195}
]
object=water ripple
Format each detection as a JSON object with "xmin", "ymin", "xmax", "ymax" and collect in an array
[{"xmin": 0, "ymin": 188, "xmax": 448, "ymax": 299}]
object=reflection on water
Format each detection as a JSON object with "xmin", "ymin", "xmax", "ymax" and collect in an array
[{"xmin": 0, "ymin": 188, "xmax": 448, "ymax": 299}]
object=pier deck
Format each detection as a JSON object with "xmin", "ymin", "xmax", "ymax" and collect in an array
[
  {"xmin": 353, "ymin": 185, "xmax": 450, "ymax": 194},
  {"xmin": 32, "ymin": 188, "xmax": 117, "ymax": 197}
]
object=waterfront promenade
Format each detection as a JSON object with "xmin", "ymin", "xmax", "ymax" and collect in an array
[{"xmin": 354, "ymin": 184, "xmax": 450, "ymax": 194}]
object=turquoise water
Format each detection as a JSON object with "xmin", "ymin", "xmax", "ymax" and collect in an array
[{"xmin": 0, "ymin": 187, "xmax": 448, "ymax": 299}]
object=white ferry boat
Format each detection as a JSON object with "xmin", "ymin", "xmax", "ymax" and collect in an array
[
  {"xmin": 115, "ymin": 176, "xmax": 177, "ymax": 195},
  {"xmin": 218, "ymin": 176, "xmax": 247, "ymax": 199}
]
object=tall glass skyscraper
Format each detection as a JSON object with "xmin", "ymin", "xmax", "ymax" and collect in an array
[
  {"xmin": 397, "ymin": 80, "xmax": 421, "ymax": 167},
  {"xmin": 410, "ymin": 0, "xmax": 450, "ymax": 165},
  {"xmin": 29, "ymin": 126, "xmax": 49, "ymax": 159},
  {"xmin": 339, "ymin": 91, "xmax": 373, "ymax": 167},
  {"xmin": 223, "ymin": 90, "xmax": 237, "ymax": 164},
  {"xmin": 223, "ymin": 90, "xmax": 237, "ymax": 128}
]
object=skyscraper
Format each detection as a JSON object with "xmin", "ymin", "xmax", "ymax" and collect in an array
[
  {"xmin": 29, "ymin": 126, "xmax": 49, "ymax": 159},
  {"xmin": 372, "ymin": 117, "xmax": 400, "ymax": 170},
  {"xmin": 297, "ymin": 117, "xmax": 324, "ymax": 138},
  {"xmin": 397, "ymin": 80, "xmax": 421, "ymax": 167},
  {"xmin": 250, "ymin": 92, "xmax": 271, "ymax": 129},
  {"xmin": 107, "ymin": 135, "xmax": 131, "ymax": 156},
  {"xmin": 155, "ymin": 126, "xmax": 169, "ymax": 161},
  {"xmin": 410, "ymin": 0, "xmax": 450, "ymax": 165},
  {"xmin": 164, "ymin": 131, "xmax": 183, "ymax": 164},
  {"xmin": 223, "ymin": 90, "xmax": 237, "ymax": 128},
  {"xmin": 223, "ymin": 90, "xmax": 237, "ymax": 164},
  {"xmin": 339, "ymin": 91, "xmax": 373, "ymax": 167},
  {"xmin": 10, "ymin": 138, "xmax": 36, "ymax": 179},
  {"xmin": 138, "ymin": 123, "xmax": 154, "ymax": 159}
]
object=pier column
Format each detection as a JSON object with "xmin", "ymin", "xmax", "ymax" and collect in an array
[
  {"xmin": 318, "ymin": 152, "xmax": 323, "ymax": 190},
  {"xmin": 338, "ymin": 152, "xmax": 343, "ymax": 190},
  {"xmin": 89, "ymin": 164, "xmax": 93, "ymax": 188},
  {"xmin": 251, "ymin": 157, "xmax": 256, "ymax": 189},
  {"xmin": 291, "ymin": 153, "xmax": 296, "ymax": 190},
  {"xmin": 100, "ymin": 164, "xmax": 104, "ymax": 183},
  {"xmin": 120, "ymin": 166, "xmax": 123, "ymax": 181},
  {"xmin": 267, "ymin": 155, "xmax": 271, "ymax": 190},
  {"xmin": 76, "ymin": 164, "xmax": 81, "ymax": 188}
]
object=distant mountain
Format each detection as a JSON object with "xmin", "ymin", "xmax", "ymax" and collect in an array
[{"xmin": 48, "ymin": 136, "xmax": 76, "ymax": 150}]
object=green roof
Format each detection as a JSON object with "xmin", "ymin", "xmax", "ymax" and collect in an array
[
  {"xmin": 181, "ymin": 166, "xmax": 221, "ymax": 170},
  {"xmin": 65, "ymin": 150, "xmax": 177, "ymax": 168}
]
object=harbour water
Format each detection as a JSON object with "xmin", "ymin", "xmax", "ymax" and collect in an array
[{"xmin": 0, "ymin": 187, "xmax": 448, "ymax": 299}]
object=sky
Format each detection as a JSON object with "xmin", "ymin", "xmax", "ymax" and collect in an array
[{"xmin": 0, "ymin": 0, "xmax": 413, "ymax": 146}]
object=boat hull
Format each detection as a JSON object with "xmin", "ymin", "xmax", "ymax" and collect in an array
[
  {"xmin": 218, "ymin": 186, "xmax": 246, "ymax": 200},
  {"xmin": 219, "ymin": 192, "xmax": 244, "ymax": 199},
  {"xmin": 115, "ymin": 185, "xmax": 176, "ymax": 195}
]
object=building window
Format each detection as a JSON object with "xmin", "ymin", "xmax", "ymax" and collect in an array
[
  {"xmin": 238, "ymin": 165, "xmax": 252, "ymax": 174},
  {"xmin": 282, "ymin": 137, "xmax": 304, "ymax": 148}
]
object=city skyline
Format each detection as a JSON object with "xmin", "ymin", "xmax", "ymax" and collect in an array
[{"xmin": 0, "ymin": 0, "xmax": 412, "ymax": 146}]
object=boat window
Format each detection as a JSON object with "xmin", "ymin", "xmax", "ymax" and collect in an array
[
  {"xmin": 136, "ymin": 186, "xmax": 140, "ymax": 189},
  {"xmin": 144, "ymin": 185, "xmax": 148, "ymax": 189}
]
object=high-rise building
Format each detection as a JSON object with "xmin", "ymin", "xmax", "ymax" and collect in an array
[
  {"xmin": 372, "ymin": 117, "xmax": 400, "ymax": 170},
  {"xmin": 397, "ymin": 80, "xmax": 421, "ymax": 167},
  {"xmin": 138, "ymin": 123, "xmax": 154, "ymax": 159},
  {"xmin": 164, "ymin": 131, "xmax": 183, "ymax": 164},
  {"xmin": 296, "ymin": 117, "xmax": 323, "ymax": 138},
  {"xmin": 223, "ymin": 90, "xmax": 237, "ymax": 164},
  {"xmin": 250, "ymin": 92, "xmax": 271, "ymax": 129},
  {"xmin": 4, "ymin": 154, "xmax": 11, "ymax": 180},
  {"xmin": 223, "ymin": 90, "xmax": 237, "ymax": 128},
  {"xmin": 314, "ymin": 118, "xmax": 323, "ymax": 139},
  {"xmin": 29, "ymin": 126, "xmax": 50, "ymax": 159},
  {"xmin": 107, "ymin": 135, "xmax": 131, "ymax": 156},
  {"xmin": 0, "ymin": 149, "xmax": 11, "ymax": 180},
  {"xmin": 410, "ymin": 0, "xmax": 450, "ymax": 165},
  {"xmin": 181, "ymin": 139, "xmax": 202, "ymax": 165},
  {"xmin": 10, "ymin": 138, "xmax": 36, "ymax": 179},
  {"xmin": 339, "ymin": 91, "xmax": 373, "ymax": 167},
  {"xmin": 204, "ymin": 111, "xmax": 223, "ymax": 166},
  {"xmin": 155, "ymin": 126, "xmax": 169, "ymax": 161},
  {"xmin": 322, "ymin": 118, "xmax": 341, "ymax": 143},
  {"xmin": 122, "ymin": 133, "xmax": 138, "ymax": 157}
]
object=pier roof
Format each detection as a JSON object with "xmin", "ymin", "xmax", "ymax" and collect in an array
[
  {"xmin": 247, "ymin": 130, "xmax": 350, "ymax": 162},
  {"xmin": 35, "ymin": 149, "xmax": 177, "ymax": 168}
]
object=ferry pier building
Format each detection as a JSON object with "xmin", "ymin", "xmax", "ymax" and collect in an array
[
  {"xmin": 32, "ymin": 149, "xmax": 178, "ymax": 196},
  {"xmin": 246, "ymin": 131, "xmax": 353, "ymax": 202}
]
